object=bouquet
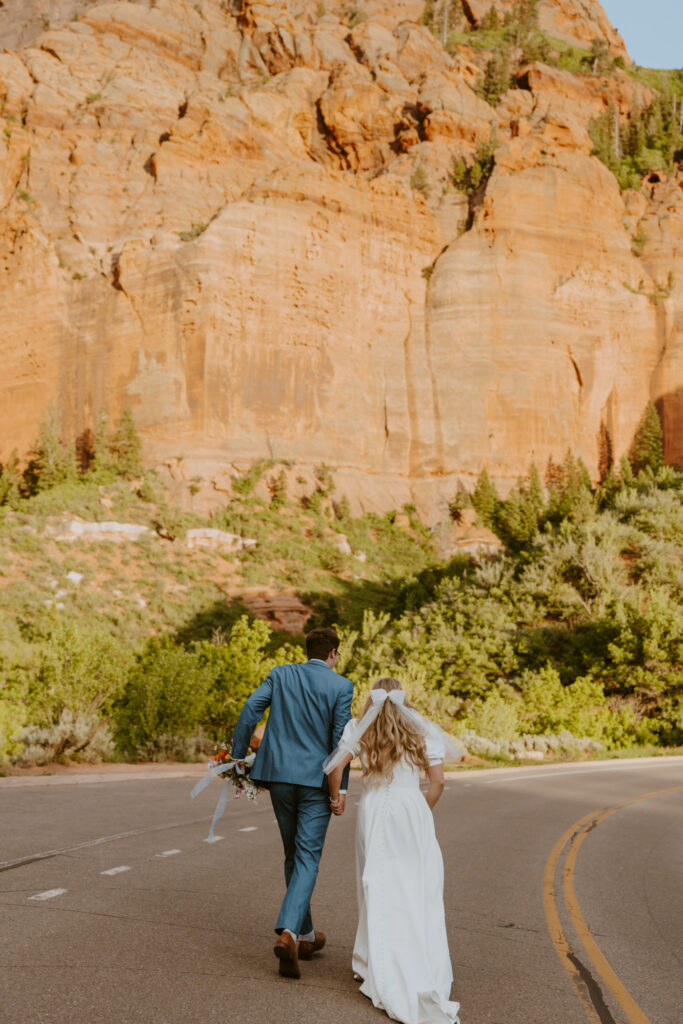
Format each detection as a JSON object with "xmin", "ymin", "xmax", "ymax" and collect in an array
[
  {"xmin": 208, "ymin": 747, "xmax": 261, "ymax": 802},
  {"xmin": 191, "ymin": 745, "xmax": 263, "ymax": 842}
]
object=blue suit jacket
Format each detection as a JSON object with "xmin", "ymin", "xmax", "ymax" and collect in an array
[{"xmin": 231, "ymin": 660, "xmax": 354, "ymax": 790}]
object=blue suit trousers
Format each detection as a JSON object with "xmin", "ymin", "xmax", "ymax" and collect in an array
[{"xmin": 269, "ymin": 783, "xmax": 332, "ymax": 936}]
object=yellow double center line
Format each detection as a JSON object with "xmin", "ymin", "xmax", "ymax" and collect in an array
[{"xmin": 543, "ymin": 785, "xmax": 683, "ymax": 1024}]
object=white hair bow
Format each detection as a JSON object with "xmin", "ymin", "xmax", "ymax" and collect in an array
[{"xmin": 369, "ymin": 689, "xmax": 406, "ymax": 707}]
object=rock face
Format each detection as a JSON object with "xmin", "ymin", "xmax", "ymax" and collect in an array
[{"xmin": 0, "ymin": 0, "xmax": 680, "ymax": 519}]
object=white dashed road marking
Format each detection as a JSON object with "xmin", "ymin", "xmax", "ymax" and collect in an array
[
  {"xmin": 239, "ymin": 827, "xmax": 258, "ymax": 832},
  {"xmin": 29, "ymin": 888, "xmax": 67, "ymax": 901},
  {"xmin": 100, "ymin": 865, "xmax": 131, "ymax": 876},
  {"xmin": 155, "ymin": 849, "xmax": 181, "ymax": 857},
  {"xmin": 204, "ymin": 836, "xmax": 223, "ymax": 843}
]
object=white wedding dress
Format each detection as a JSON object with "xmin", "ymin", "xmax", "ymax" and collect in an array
[{"xmin": 342, "ymin": 721, "xmax": 461, "ymax": 1024}]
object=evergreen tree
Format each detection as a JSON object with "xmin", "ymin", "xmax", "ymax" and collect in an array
[
  {"xmin": 75, "ymin": 428, "xmax": 95, "ymax": 474},
  {"xmin": 590, "ymin": 37, "xmax": 611, "ymax": 74},
  {"xmin": 544, "ymin": 450, "xmax": 594, "ymax": 523},
  {"xmin": 23, "ymin": 404, "xmax": 77, "ymax": 494},
  {"xmin": 620, "ymin": 454, "xmax": 635, "ymax": 487},
  {"xmin": 472, "ymin": 467, "xmax": 499, "ymax": 526},
  {"xmin": 109, "ymin": 406, "xmax": 143, "ymax": 479},
  {"xmin": 448, "ymin": 482, "xmax": 471, "ymax": 523},
  {"xmin": 0, "ymin": 449, "xmax": 23, "ymax": 508},
  {"xmin": 494, "ymin": 463, "xmax": 545, "ymax": 550},
  {"xmin": 89, "ymin": 408, "xmax": 117, "ymax": 480},
  {"xmin": 526, "ymin": 462, "xmax": 544, "ymax": 517},
  {"xmin": 479, "ymin": 45, "xmax": 511, "ymax": 106},
  {"xmin": 508, "ymin": 0, "xmax": 539, "ymax": 49},
  {"xmin": 630, "ymin": 402, "xmax": 664, "ymax": 475},
  {"xmin": 481, "ymin": 5, "xmax": 501, "ymax": 31},
  {"xmin": 269, "ymin": 468, "xmax": 288, "ymax": 509},
  {"xmin": 596, "ymin": 464, "xmax": 621, "ymax": 508}
]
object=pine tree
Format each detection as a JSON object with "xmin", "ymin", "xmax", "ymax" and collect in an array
[
  {"xmin": 75, "ymin": 428, "xmax": 95, "ymax": 474},
  {"xmin": 269, "ymin": 468, "xmax": 288, "ymax": 509},
  {"xmin": 526, "ymin": 462, "xmax": 544, "ymax": 515},
  {"xmin": 619, "ymin": 454, "xmax": 635, "ymax": 487},
  {"xmin": 590, "ymin": 37, "xmax": 610, "ymax": 74},
  {"xmin": 596, "ymin": 464, "xmax": 621, "ymax": 508},
  {"xmin": 597, "ymin": 420, "xmax": 613, "ymax": 481},
  {"xmin": 23, "ymin": 404, "xmax": 77, "ymax": 494},
  {"xmin": 448, "ymin": 482, "xmax": 471, "ymax": 523},
  {"xmin": 482, "ymin": 6, "xmax": 501, "ymax": 31},
  {"xmin": 109, "ymin": 406, "xmax": 143, "ymax": 479},
  {"xmin": 496, "ymin": 463, "xmax": 545, "ymax": 549},
  {"xmin": 89, "ymin": 408, "xmax": 116, "ymax": 480},
  {"xmin": 479, "ymin": 45, "xmax": 511, "ymax": 106},
  {"xmin": 0, "ymin": 449, "xmax": 23, "ymax": 508},
  {"xmin": 472, "ymin": 467, "xmax": 499, "ymax": 527},
  {"xmin": 629, "ymin": 402, "xmax": 664, "ymax": 475}
]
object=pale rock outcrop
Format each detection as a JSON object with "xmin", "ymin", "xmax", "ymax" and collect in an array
[{"xmin": 418, "ymin": 74, "xmax": 495, "ymax": 145}]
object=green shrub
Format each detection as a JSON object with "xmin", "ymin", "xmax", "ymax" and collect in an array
[
  {"xmin": 198, "ymin": 615, "xmax": 277, "ymax": 737},
  {"xmin": 115, "ymin": 637, "xmax": 214, "ymax": 755},
  {"xmin": 0, "ymin": 694, "xmax": 27, "ymax": 761},
  {"xmin": 465, "ymin": 689, "xmax": 520, "ymax": 741},
  {"xmin": 410, "ymin": 164, "xmax": 431, "ymax": 199},
  {"xmin": 519, "ymin": 666, "xmax": 611, "ymax": 740},
  {"xmin": 12, "ymin": 710, "xmax": 115, "ymax": 766},
  {"xmin": 452, "ymin": 140, "xmax": 496, "ymax": 196},
  {"xmin": 19, "ymin": 619, "xmax": 132, "ymax": 727}
]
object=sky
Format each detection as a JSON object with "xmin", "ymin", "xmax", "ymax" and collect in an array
[{"xmin": 599, "ymin": 0, "xmax": 683, "ymax": 69}]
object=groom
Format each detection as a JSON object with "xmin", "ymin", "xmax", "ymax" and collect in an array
[{"xmin": 230, "ymin": 626, "xmax": 354, "ymax": 978}]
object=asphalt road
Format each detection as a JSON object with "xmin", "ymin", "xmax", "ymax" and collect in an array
[{"xmin": 1, "ymin": 758, "xmax": 682, "ymax": 1024}]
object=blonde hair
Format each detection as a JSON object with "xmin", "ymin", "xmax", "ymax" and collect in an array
[{"xmin": 359, "ymin": 677, "xmax": 430, "ymax": 781}]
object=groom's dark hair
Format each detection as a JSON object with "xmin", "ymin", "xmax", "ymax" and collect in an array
[{"xmin": 305, "ymin": 627, "xmax": 340, "ymax": 661}]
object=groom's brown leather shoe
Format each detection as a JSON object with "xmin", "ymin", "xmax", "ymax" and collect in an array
[
  {"xmin": 274, "ymin": 931, "xmax": 301, "ymax": 979},
  {"xmin": 298, "ymin": 931, "xmax": 326, "ymax": 960}
]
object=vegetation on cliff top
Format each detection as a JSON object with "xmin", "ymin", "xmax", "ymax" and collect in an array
[
  {"xmin": 588, "ymin": 88, "xmax": 683, "ymax": 190},
  {"xmin": 423, "ymin": 2, "xmax": 683, "ymax": 193},
  {"xmin": 1, "ymin": 404, "xmax": 681, "ymax": 769}
]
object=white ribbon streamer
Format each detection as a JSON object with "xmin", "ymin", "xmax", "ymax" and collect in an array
[{"xmin": 190, "ymin": 754, "xmax": 256, "ymax": 842}]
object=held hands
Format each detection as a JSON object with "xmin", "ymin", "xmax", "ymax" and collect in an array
[{"xmin": 329, "ymin": 793, "xmax": 346, "ymax": 816}]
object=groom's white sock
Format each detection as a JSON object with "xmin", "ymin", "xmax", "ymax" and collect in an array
[
  {"xmin": 299, "ymin": 930, "xmax": 315, "ymax": 942},
  {"xmin": 284, "ymin": 928, "xmax": 298, "ymax": 942}
]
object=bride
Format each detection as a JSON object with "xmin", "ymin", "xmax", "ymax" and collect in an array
[{"xmin": 325, "ymin": 677, "xmax": 461, "ymax": 1024}]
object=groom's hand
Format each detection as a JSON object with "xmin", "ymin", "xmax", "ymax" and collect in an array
[{"xmin": 329, "ymin": 794, "xmax": 346, "ymax": 816}]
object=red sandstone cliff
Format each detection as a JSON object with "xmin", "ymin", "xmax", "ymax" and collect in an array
[{"xmin": 0, "ymin": 0, "xmax": 680, "ymax": 516}]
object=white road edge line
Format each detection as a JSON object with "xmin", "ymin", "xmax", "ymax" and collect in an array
[
  {"xmin": 155, "ymin": 849, "xmax": 181, "ymax": 857},
  {"xmin": 239, "ymin": 827, "xmax": 258, "ymax": 832},
  {"xmin": 100, "ymin": 865, "xmax": 131, "ymax": 876},
  {"xmin": 484, "ymin": 763, "xmax": 680, "ymax": 784},
  {"xmin": 28, "ymin": 888, "xmax": 67, "ymax": 901}
]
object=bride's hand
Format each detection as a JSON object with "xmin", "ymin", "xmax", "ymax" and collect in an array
[{"xmin": 329, "ymin": 793, "xmax": 346, "ymax": 816}]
